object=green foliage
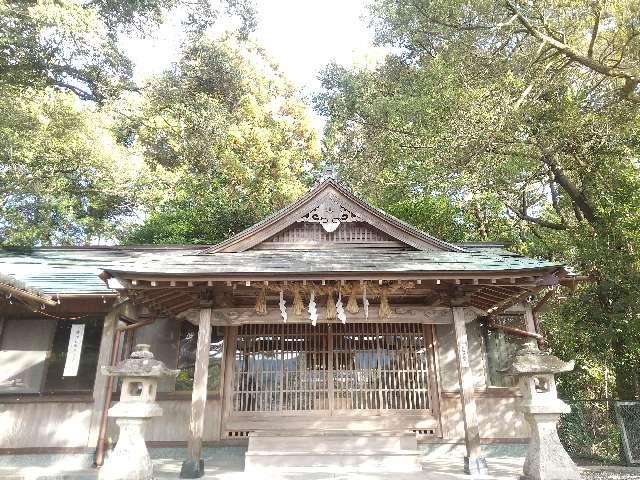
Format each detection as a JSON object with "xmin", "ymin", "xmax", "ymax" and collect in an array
[
  {"xmin": 381, "ymin": 197, "xmax": 470, "ymax": 243},
  {"xmin": 0, "ymin": 0, "xmax": 256, "ymax": 102},
  {"xmin": 558, "ymin": 402, "xmax": 622, "ymax": 463},
  {"xmin": 316, "ymin": 0, "xmax": 640, "ymax": 400},
  {"xmin": 0, "ymin": 86, "xmax": 145, "ymax": 245},
  {"xmin": 123, "ymin": 38, "xmax": 319, "ymax": 244},
  {"xmin": 124, "ymin": 185, "xmax": 270, "ymax": 245}
]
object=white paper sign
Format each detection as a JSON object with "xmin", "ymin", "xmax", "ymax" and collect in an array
[
  {"xmin": 458, "ymin": 341, "xmax": 470, "ymax": 368},
  {"xmin": 63, "ymin": 324, "xmax": 85, "ymax": 377}
]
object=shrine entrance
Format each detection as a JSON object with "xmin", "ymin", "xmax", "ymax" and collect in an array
[{"xmin": 228, "ymin": 322, "xmax": 434, "ymax": 418}]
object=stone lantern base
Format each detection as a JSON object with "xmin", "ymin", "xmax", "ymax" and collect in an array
[
  {"xmin": 99, "ymin": 418, "xmax": 154, "ymax": 480},
  {"xmin": 520, "ymin": 402, "xmax": 581, "ymax": 480}
]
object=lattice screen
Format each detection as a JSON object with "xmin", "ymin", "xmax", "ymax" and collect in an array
[
  {"xmin": 615, "ymin": 401, "xmax": 640, "ymax": 465},
  {"xmin": 232, "ymin": 323, "xmax": 430, "ymax": 413}
]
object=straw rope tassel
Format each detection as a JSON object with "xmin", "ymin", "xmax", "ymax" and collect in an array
[
  {"xmin": 292, "ymin": 287, "xmax": 304, "ymax": 316},
  {"xmin": 255, "ymin": 286, "xmax": 267, "ymax": 316},
  {"xmin": 346, "ymin": 287, "xmax": 359, "ymax": 314},
  {"xmin": 379, "ymin": 292, "xmax": 391, "ymax": 321},
  {"xmin": 325, "ymin": 291, "xmax": 337, "ymax": 320}
]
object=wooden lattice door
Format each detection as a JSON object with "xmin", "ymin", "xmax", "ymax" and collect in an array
[{"xmin": 230, "ymin": 323, "xmax": 431, "ymax": 415}]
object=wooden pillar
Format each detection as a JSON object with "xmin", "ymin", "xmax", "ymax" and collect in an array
[
  {"xmin": 181, "ymin": 306, "xmax": 213, "ymax": 478},
  {"xmin": 524, "ymin": 302, "xmax": 537, "ymax": 333},
  {"xmin": 87, "ymin": 307, "xmax": 120, "ymax": 448},
  {"xmin": 452, "ymin": 306, "xmax": 488, "ymax": 476}
]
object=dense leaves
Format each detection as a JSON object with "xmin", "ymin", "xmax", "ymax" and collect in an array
[
  {"xmin": 316, "ymin": 0, "xmax": 640, "ymax": 400},
  {"xmin": 0, "ymin": 0, "xmax": 256, "ymax": 102},
  {"xmin": 122, "ymin": 39, "xmax": 319, "ymax": 244},
  {"xmin": 0, "ymin": 86, "xmax": 144, "ymax": 244}
]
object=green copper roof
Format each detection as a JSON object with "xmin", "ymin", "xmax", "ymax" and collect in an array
[
  {"xmin": 0, "ymin": 246, "xmax": 197, "ymax": 295},
  {"xmin": 0, "ymin": 245, "xmax": 562, "ymax": 295}
]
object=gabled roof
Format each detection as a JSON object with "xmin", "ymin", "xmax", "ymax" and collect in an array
[{"xmin": 202, "ymin": 178, "xmax": 466, "ymax": 253}]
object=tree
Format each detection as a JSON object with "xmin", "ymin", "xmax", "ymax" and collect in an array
[
  {"xmin": 0, "ymin": 0, "xmax": 256, "ymax": 102},
  {"xmin": 316, "ymin": 0, "xmax": 640, "ymax": 399},
  {"xmin": 0, "ymin": 86, "xmax": 148, "ymax": 245},
  {"xmin": 122, "ymin": 38, "xmax": 320, "ymax": 244}
]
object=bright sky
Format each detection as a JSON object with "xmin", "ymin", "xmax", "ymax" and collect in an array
[{"xmin": 124, "ymin": 0, "xmax": 385, "ymax": 135}]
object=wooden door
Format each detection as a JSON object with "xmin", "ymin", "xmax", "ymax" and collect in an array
[{"xmin": 226, "ymin": 322, "xmax": 433, "ymax": 417}]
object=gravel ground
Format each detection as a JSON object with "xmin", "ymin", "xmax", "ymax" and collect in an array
[{"xmin": 582, "ymin": 468, "xmax": 640, "ymax": 479}]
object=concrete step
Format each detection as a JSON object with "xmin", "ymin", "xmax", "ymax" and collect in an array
[
  {"xmin": 245, "ymin": 430, "xmax": 421, "ymax": 472},
  {"xmin": 248, "ymin": 430, "xmax": 417, "ymax": 452},
  {"xmin": 245, "ymin": 451, "xmax": 421, "ymax": 473}
]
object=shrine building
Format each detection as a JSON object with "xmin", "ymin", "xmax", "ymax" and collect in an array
[{"xmin": 0, "ymin": 177, "xmax": 579, "ymax": 475}]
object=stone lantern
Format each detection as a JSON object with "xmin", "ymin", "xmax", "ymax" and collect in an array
[
  {"xmin": 99, "ymin": 344, "xmax": 179, "ymax": 480},
  {"xmin": 503, "ymin": 340, "xmax": 581, "ymax": 480}
]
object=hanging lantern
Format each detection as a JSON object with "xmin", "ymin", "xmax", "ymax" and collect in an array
[
  {"xmin": 308, "ymin": 290, "xmax": 318, "ymax": 326},
  {"xmin": 279, "ymin": 290, "xmax": 288, "ymax": 323},
  {"xmin": 292, "ymin": 287, "xmax": 304, "ymax": 316},
  {"xmin": 379, "ymin": 292, "xmax": 392, "ymax": 321},
  {"xmin": 255, "ymin": 286, "xmax": 267, "ymax": 316},
  {"xmin": 346, "ymin": 288, "xmax": 359, "ymax": 314},
  {"xmin": 336, "ymin": 291, "xmax": 347, "ymax": 324},
  {"xmin": 363, "ymin": 283, "xmax": 369, "ymax": 321},
  {"xmin": 325, "ymin": 291, "xmax": 337, "ymax": 320}
]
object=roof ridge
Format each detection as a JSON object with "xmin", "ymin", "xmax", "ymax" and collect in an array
[{"xmin": 201, "ymin": 178, "xmax": 466, "ymax": 254}]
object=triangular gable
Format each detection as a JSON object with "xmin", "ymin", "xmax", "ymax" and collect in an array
[{"xmin": 202, "ymin": 179, "xmax": 466, "ymax": 253}]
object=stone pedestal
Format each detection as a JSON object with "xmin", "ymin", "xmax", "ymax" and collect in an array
[
  {"xmin": 465, "ymin": 456, "xmax": 489, "ymax": 476},
  {"xmin": 503, "ymin": 341, "xmax": 581, "ymax": 480},
  {"xmin": 98, "ymin": 344, "xmax": 178, "ymax": 480},
  {"xmin": 520, "ymin": 402, "xmax": 580, "ymax": 480},
  {"xmin": 100, "ymin": 418, "xmax": 154, "ymax": 480}
]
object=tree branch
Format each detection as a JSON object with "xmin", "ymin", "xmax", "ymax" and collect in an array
[
  {"xmin": 506, "ymin": 203, "xmax": 567, "ymax": 230},
  {"xmin": 506, "ymin": 1, "xmax": 640, "ymax": 103},
  {"xmin": 587, "ymin": 5, "xmax": 601, "ymax": 58},
  {"xmin": 539, "ymin": 155, "xmax": 597, "ymax": 224}
]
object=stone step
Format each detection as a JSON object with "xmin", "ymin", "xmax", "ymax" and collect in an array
[
  {"xmin": 244, "ymin": 451, "xmax": 421, "ymax": 473},
  {"xmin": 245, "ymin": 430, "xmax": 421, "ymax": 472},
  {"xmin": 248, "ymin": 430, "xmax": 417, "ymax": 452}
]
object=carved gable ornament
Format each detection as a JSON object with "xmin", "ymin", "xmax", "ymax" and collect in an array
[{"xmin": 297, "ymin": 195, "xmax": 362, "ymax": 232}]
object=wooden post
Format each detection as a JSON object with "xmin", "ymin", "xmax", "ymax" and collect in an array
[
  {"xmin": 452, "ymin": 306, "xmax": 488, "ymax": 476},
  {"xmin": 180, "ymin": 306, "xmax": 213, "ymax": 478},
  {"xmin": 524, "ymin": 302, "xmax": 536, "ymax": 333},
  {"xmin": 88, "ymin": 307, "xmax": 120, "ymax": 448}
]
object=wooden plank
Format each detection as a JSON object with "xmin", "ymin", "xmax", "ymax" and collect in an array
[
  {"xmin": 221, "ymin": 326, "xmax": 237, "ymax": 436},
  {"xmin": 87, "ymin": 307, "xmax": 121, "ymax": 447},
  {"xmin": 524, "ymin": 303, "xmax": 537, "ymax": 333},
  {"xmin": 203, "ymin": 306, "xmax": 454, "ymax": 325},
  {"xmin": 426, "ymin": 324, "xmax": 443, "ymax": 437},
  {"xmin": 185, "ymin": 307, "xmax": 213, "ymax": 464},
  {"xmin": 452, "ymin": 306, "xmax": 484, "ymax": 462}
]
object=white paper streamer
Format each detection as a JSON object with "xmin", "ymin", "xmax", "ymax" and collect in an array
[
  {"xmin": 363, "ymin": 284, "xmax": 369, "ymax": 321},
  {"xmin": 279, "ymin": 290, "xmax": 287, "ymax": 323},
  {"xmin": 308, "ymin": 290, "xmax": 318, "ymax": 326},
  {"xmin": 336, "ymin": 291, "xmax": 346, "ymax": 324}
]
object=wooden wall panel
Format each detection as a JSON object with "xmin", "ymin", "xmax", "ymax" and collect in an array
[{"xmin": 0, "ymin": 401, "xmax": 92, "ymax": 448}]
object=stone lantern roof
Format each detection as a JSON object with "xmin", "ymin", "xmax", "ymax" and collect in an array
[
  {"xmin": 103, "ymin": 344, "xmax": 179, "ymax": 378},
  {"xmin": 502, "ymin": 341, "xmax": 574, "ymax": 376}
]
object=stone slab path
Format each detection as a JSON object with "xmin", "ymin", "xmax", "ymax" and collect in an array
[{"xmin": 0, "ymin": 452, "xmax": 638, "ymax": 480}]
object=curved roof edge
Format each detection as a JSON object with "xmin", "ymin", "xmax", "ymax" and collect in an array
[{"xmin": 0, "ymin": 273, "xmax": 55, "ymax": 306}]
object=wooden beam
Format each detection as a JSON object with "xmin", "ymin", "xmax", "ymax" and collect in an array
[
  {"xmin": 177, "ymin": 305, "xmax": 455, "ymax": 325},
  {"xmin": 181, "ymin": 306, "xmax": 213, "ymax": 478},
  {"xmin": 452, "ymin": 306, "xmax": 487, "ymax": 475}
]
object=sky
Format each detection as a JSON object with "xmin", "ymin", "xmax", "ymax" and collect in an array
[{"xmin": 124, "ymin": 0, "xmax": 385, "ymax": 135}]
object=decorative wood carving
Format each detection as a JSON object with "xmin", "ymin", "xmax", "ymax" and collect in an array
[
  {"xmin": 178, "ymin": 306, "xmax": 454, "ymax": 325},
  {"xmin": 297, "ymin": 195, "xmax": 362, "ymax": 232}
]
